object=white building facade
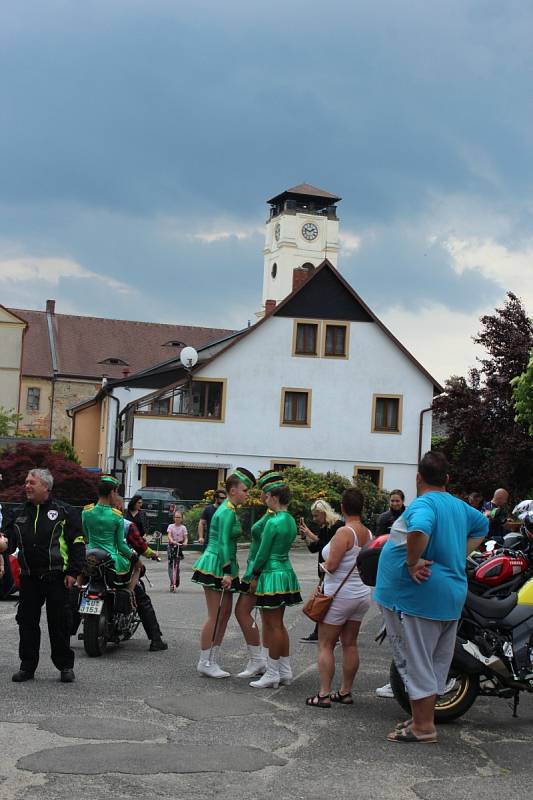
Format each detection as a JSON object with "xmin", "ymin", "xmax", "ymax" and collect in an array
[{"xmin": 85, "ymin": 185, "xmax": 440, "ymax": 503}]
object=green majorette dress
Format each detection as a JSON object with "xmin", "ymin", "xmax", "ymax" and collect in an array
[
  {"xmin": 251, "ymin": 511, "xmax": 302, "ymax": 609},
  {"xmin": 191, "ymin": 499, "xmax": 241, "ymax": 592},
  {"xmin": 239, "ymin": 509, "xmax": 275, "ymax": 595},
  {"xmin": 82, "ymin": 502, "xmax": 135, "ymax": 582}
]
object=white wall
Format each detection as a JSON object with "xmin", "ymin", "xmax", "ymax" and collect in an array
[{"xmin": 125, "ymin": 315, "xmax": 434, "ymax": 502}]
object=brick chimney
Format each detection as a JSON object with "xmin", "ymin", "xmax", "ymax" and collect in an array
[
  {"xmin": 264, "ymin": 299, "xmax": 276, "ymax": 315},
  {"xmin": 292, "ymin": 266, "xmax": 314, "ymax": 292},
  {"xmin": 46, "ymin": 299, "xmax": 56, "ymax": 314}
]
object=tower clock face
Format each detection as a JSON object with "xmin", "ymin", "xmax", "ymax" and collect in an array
[
  {"xmin": 274, "ymin": 222, "xmax": 281, "ymax": 241},
  {"xmin": 301, "ymin": 222, "xmax": 319, "ymax": 241}
]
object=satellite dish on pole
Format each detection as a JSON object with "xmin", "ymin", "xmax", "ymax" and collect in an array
[{"xmin": 180, "ymin": 346, "xmax": 198, "ymax": 370}]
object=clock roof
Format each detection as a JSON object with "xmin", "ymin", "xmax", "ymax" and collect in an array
[{"xmin": 267, "ymin": 183, "xmax": 341, "ymax": 206}]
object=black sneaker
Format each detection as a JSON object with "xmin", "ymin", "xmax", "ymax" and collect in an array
[
  {"xmin": 300, "ymin": 632, "xmax": 318, "ymax": 643},
  {"xmin": 12, "ymin": 670, "xmax": 35, "ymax": 682},
  {"xmin": 60, "ymin": 669, "xmax": 75, "ymax": 683},
  {"xmin": 149, "ymin": 639, "xmax": 168, "ymax": 652}
]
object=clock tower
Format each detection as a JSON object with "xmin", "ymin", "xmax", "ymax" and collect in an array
[{"xmin": 262, "ymin": 183, "xmax": 341, "ymax": 309}]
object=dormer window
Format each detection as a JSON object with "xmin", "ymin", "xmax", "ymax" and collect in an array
[
  {"xmin": 163, "ymin": 340, "xmax": 186, "ymax": 348},
  {"xmin": 99, "ymin": 357, "xmax": 129, "ymax": 366}
]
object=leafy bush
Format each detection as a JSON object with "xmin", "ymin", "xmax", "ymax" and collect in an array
[
  {"xmin": 51, "ymin": 437, "xmax": 81, "ymax": 464},
  {"xmin": 0, "ymin": 442, "xmax": 99, "ymax": 505},
  {"xmin": 184, "ymin": 467, "xmax": 390, "ymax": 536}
]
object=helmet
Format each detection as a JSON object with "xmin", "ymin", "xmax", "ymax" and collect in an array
[
  {"xmin": 502, "ymin": 531, "xmax": 527, "ymax": 551},
  {"xmin": 512, "ymin": 500, "xmax": 533, "ymax": 539},
  {"xmin": 355, "ymin": 534, "xmax": 389, "ymax": 587}
]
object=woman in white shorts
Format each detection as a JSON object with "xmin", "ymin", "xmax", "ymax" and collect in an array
[{"xmin": 306, "ymin": 488, "xmax": 372, "ymax": 708}]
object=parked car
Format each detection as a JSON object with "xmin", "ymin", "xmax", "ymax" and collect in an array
[{"xmin": 135, "ymin": 486, "xmax": 184, "ymax": 535}]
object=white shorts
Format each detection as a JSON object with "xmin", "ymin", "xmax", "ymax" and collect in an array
[{"xmin": 322, "ymin": 593, "xmax": 372, "ymax": 626}]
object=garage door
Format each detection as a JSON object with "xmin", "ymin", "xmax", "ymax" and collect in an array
[{"xmin": 145, "ymin": 467, "xmax": 220, "ymax": 500}]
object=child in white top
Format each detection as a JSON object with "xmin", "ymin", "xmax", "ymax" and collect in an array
[{"xmin": 167, "ymin": 512, "xmax": 188, "ymax": 591}]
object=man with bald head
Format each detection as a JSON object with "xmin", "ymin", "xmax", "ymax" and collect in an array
[{"xmin": 485, "ymin": 488, "xmax": 510, "ymax": 544}]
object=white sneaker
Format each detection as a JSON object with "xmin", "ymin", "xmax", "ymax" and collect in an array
[
  {"xmin": 375, "ymin": 682, "xmax": 394, "ymax": 698},
  {"xmin": 440, "ymin": 678, "xmax": 457, "ymax": 695},
  {"xmin": 250, "ymin": 657, "xmax": 280, "ymax": 689},
  {"xmin": 197, "ymin": 660, "xmax": 230, "ymax": 678}
]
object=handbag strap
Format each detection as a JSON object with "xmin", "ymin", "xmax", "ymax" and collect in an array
[{"xmin": 329, "ymin": 559, "xmax": 359, "ymax": 600}]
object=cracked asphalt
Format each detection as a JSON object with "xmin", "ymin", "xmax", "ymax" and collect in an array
[{"xmin": 1, "ymin": 549, "xmax": 531, "ymax": 800}]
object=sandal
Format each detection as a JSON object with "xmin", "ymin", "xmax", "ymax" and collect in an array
[
  {"xmin": 387, "ymin": 727, "xmax": 437, "ymax": 744},
  {"xmin": 330, "ymin": 690, "xmax": 353, "ymax": 705},
  {"xmin": 305, "ymin": 693, "xmax": 331, "ymax": 708},
  {"xmin": 395, "ymin": 718, "xmax": 413, "ymax": 731}
]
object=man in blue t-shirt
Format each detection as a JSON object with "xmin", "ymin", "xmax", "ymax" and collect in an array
[{"xmin": 374, "ymin": 451, "xmax": 487, "ymax": 744}]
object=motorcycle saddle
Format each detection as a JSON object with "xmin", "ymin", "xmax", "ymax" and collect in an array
[{"xmin": 465, "ymin": 591, "xmax": 517, "ymax": 619}]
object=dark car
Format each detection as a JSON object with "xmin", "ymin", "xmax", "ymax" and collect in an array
[{"xmin": 136, "ymin": 487, "xmax": 184, "ymax": 534}]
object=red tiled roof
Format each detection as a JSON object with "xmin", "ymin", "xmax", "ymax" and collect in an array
[{"xmin": 9, "ymin": 308, "xmax": 234, "ymax": 380}]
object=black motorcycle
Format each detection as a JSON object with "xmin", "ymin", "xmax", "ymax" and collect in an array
[
  {"xmin": 390, "ymin": 583, "xmax": 533, "ymax": 722},
  {"xmin": 78, "ymin": 548, "xmax": 141, "ymax": 657}
]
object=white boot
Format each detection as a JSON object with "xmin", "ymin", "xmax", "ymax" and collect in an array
[
  {"xmin": 237, "ymin": 645, "xmax": 267, "ymax": 678},
  {"xmin": 278, "ymin": 655, "xmax": 293, "ymax": 686},
  {"xmin": 249, "ymin": 656, "xmax": 280, "ymax": 689},
  {"xmin": 197, "ymin": 648, "xmax": 230, "ymax": 679}
]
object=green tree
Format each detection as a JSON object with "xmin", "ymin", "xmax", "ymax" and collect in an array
[
  {"xmin": 0, "ymin": 406, "xmax": 22, "ymax": 436},
  {"xmin": 512, "ymin": 351, "xmax": 533, "ymax": 435},
  {"xmin": 51, "ymin": 436, "xmax": 81, "ymax": 464},
  {"xmin": 433, "ymin": 292, "xmax": 533, "ymax": 501}
]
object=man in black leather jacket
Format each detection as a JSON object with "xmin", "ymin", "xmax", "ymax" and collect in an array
[{"xmin": 2, "ymin": 468, "xmax": 86, "ymax": 683}]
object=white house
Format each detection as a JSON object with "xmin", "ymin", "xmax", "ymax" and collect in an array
[{"xmin": 71, "ymin": 184, "xmax": 441, "ymax": 502}]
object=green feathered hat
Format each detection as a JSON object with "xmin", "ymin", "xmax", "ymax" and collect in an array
[
  {"xmin": 257, "ymin": 470, "xmax": 286, "ymax": 493},
  {"xmin": 229, "ymin": 467, "xmax": 256, "ymax": 489}
]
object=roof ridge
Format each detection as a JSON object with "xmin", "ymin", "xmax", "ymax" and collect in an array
[{"xmin": 8, "ymin": 307, "xmax": 234, "ymax": 331}]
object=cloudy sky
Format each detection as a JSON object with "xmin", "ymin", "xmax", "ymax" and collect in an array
[{"xmin": 1, "ymin": 0, "xmax": 532, "ymax": 382}]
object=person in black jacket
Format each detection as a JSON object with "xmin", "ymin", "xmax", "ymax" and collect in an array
[
  {"xmin": 375, "ymin": 489, "xmax": 406, "ymax": 536},
  {"xmin": 297, "ymin": 499, "xmax": 344, "ymax": 642},
  {"xmin": 3, "ymin": 468, "xmax": 86, "ymax": 683}
]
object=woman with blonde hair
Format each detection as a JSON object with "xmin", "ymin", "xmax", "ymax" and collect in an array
[{"xmin": 298, "ymin": 499, "xmax": 344, "ymax": 642}]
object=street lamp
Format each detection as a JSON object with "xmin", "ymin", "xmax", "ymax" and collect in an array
[{"xmin": 180, "ymin": 346, "xmax": 198, "ymax": 415}]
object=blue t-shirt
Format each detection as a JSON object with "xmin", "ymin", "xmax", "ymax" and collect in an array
[{"xmin": 373, "ymin": 492, "xmax": 488, "ymax": 621}]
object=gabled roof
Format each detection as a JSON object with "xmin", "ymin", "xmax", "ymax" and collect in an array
[
  {"xmin": 267, "ymin": 183, "xmax": 341, "ymax": 205},
  {"xmin": 0, "ymin": 304, "xmax": 28, "ymax": 325},
  {"xmin": 114, "ymin": 259, "xmax": 442, "ymax": 397},
  {"xmin": 273, "ymin": 260, "xmax": 443, "ymax": 392},
  {"xmin": 8, "ymin": 307, "xmax": 235, "ymax": 380}
]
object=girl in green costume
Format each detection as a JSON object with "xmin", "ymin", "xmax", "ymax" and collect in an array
[
  {"xmin": 191, "ymin": 468, "xmax": 255, "ymax": 679},
  {"xmin": 234, "ymin": 471, "xmax": 282, "ymax": 678},
  {"xmin": 248, "ymin": 480, "xmax": 302, "ymax": 689}
]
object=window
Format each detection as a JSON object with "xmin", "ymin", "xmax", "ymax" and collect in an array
[
  {"xmin": 281, "ymin": 388, "xmax": 311, "ymax": 426},
  {"xmin": 293, "ymin": 321, "xmax": 319, "ymax": 356},
  {"xmin": 26, "ymin": 387, "xmax": 40, "ymax": 411},
  {"xmin": 324, "ymin": 323, "xmax": 348, "ymax": 357},
  {"xmin": 372, "ymin": 395, "xmax": 402, "ymax": 433},
  {"xmin": 354, "ymin": 466, "xmax": 384, "ymax": 488},
  {"xmin": 135, "ymin": 379, "xmax": 226, "ymax": 422},
  {"xmin": 270, "ymin": 460, "xmax": 300, "ymax": 471},
  {"xmin": 98, "ymin": 357, "xmax": 129, "ymax": 366}
]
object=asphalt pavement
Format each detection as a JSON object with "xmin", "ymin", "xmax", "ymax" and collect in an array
[{"xmin": 1, "ymin": 549, "xmax": 531, "ymax": 800}]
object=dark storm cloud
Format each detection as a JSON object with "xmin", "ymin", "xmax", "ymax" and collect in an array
[{"xmin": 0, "ymin": 0, "xmax": 532, "ymax": 330}]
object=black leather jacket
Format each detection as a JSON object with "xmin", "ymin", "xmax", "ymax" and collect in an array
[{"xmin": 5, "ymin": 497, "xmax": 85, "ymax": 578}]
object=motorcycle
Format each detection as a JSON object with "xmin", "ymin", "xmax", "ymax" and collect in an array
[
  {"xmin": 78, "ymin": 548, "xmax": 141, "ymax": 657},
  {"xmin": 390, "ymin": 576, "xmax": 533, "ymax": 722}
]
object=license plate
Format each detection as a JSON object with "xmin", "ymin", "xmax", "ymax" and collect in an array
[
  {"xmin": 80, "ymin": 597, "xmax": 104, "ymax": 615},
  {"xmin": 145, "ymin": 511, "xmax": 157, "ymax": 518}
]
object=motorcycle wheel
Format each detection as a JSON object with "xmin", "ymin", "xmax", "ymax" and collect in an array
[
  {"xmin": 83, "ymin": 609, "xmax": 108, "ymax": 657},
  {"xmin": 390, "ymin": 661, "xmax": 479, "ymax": 723}
]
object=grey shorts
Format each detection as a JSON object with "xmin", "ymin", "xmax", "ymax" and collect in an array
[{"xmin": 381, "ymin": 607, "xmax": 458, "ymax": 700}]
